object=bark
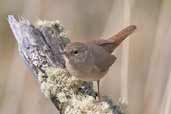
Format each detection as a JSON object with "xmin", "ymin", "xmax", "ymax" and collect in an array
[{"xmin": 8, "ymin": 15, "xmax": 125, "ymax": 114}]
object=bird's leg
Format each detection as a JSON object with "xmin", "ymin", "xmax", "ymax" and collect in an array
[{"xmin": 97, "ymin": 80, "xmax": 101, "ymax": 101}]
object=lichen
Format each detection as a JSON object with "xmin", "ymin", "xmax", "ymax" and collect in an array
[
  {"xmin": 36, "ymin": 20, "xmax": 70, "ymax": 46},
  {"xmin": 37, "ymin": 20, "xmax": 61, "ymax": 28},
  {"xmin": 38, "ymin": 67, "xmax": 125, "ymax": 114},
  {"xmin": 64, "ymin": 96, "xmax": 114, "ymax": 114}
]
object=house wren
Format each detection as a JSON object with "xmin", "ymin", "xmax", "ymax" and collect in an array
[{"xmin": 63, "ymin": 25, "xmax": 136, "ymax": 100}]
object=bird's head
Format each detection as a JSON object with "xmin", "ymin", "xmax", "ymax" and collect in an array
[{"xmin": 63, "ymin": 42, "xmax": 89, "ymax": 64}]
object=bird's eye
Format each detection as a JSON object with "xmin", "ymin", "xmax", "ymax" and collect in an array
[{"xmin": 73, "ymin": 50, "xmax": 78, "ymax": 54}]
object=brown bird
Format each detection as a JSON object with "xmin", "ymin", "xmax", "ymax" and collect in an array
[{"xmin": 63, "ymin": 25, "xmax": 136, "ymax": 100}]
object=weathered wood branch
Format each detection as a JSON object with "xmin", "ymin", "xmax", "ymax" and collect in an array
[{"xmin": 8, "ymin": 15, "xmax": 125, "ymax": 114}]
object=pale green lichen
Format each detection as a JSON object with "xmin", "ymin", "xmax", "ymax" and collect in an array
[
  {"xmin": 39, "ymin": 67, "xmax": 86, "ymax": 107},
  {"xmin": 36, "ymin": 20, "xmax": 61, "ymax": 28},
  {"xmin": 38, "ymin": 67, "xmax": 125, "ymax": 114},
  {"xmin": 36, "ymin": 20, "xmax": 70, "ymax": 46},
  {"xmin": 39, "ymin": 68, "xmax": 79, "ymax": 98},
  {"xmin": 64, "ymin": 95, "xmax": 114, "ymax": 114}
]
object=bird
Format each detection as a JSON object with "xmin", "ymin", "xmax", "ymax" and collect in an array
[{"xmin": 63, "ymin": 25, "xmax": 136, "ymax": 100}]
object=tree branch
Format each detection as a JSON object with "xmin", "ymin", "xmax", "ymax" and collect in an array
[{"xmin": 8, "ymin": 15, "xmax": 125, "ymax": 114}]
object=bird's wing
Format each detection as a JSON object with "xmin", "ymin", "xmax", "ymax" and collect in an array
[
  {"xmin": 91, "ymin": 39, "xmax": 116, "ymax": 53},
  {"xmin": 94, "ymin": 54, "xmax": 116, "ymax": 72},
  {"xmin": 89, "ymin": 44, "xmax": 117, "ymax": 72}
]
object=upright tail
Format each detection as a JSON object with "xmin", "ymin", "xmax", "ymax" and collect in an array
[
  {"xmin": 109, "ymin": 25, "xmax": 136, "ymax": 47},
  {"xmin": 91, "ymin": 25, "xmax": 137, "ymax": 53}
]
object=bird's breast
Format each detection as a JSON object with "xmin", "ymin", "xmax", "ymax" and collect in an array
[{"xmin": 64, "ymin": 56, "xmax": 106, "ymax": 81}]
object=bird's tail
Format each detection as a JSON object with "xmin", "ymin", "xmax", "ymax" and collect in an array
[
  {"xmin": 91, "ymin": 25, "xmax": 137, "ymax": 53},
  {"xmin": 108, "ymin": 25, "xmax": 136, "ymax": 47}
]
